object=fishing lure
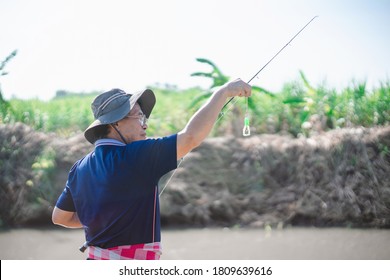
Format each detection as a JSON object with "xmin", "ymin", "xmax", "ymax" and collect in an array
[{"xmin": 243, "ymin": 98, "xmax": 250, "ymax": 136}]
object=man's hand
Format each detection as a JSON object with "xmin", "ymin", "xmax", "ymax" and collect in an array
[{"xmin": 218, "ymin": 78, "xmax": 252, "ymax": 98}]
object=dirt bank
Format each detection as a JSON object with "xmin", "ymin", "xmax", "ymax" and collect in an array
[
  {"xmin": 160, "ymin": 126, "xmax": 390, "ymax": 228},
  {"xmin": 1, "ymin": 123, "xmax": 389, "ymax": 228}
]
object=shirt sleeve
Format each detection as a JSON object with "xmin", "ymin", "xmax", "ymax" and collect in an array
[
  {"xmin": 133, "ymin": 134, "xmax": 178, "ymax": 180},
  {"xmin": 55, "ymin": 185, "xmax": 76, "ymax": 211},
  {"xmin": 55, "ymin": 163, "xmax": 78, "ymax": 212},
  {"xmin": 152, "ymin": 134, "xmax": 178, "ymax": 178}
]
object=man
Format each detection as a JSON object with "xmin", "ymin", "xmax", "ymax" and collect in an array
[{"xmin": 52, "ymin": 78, "xmax": 251, "ymax": 259}]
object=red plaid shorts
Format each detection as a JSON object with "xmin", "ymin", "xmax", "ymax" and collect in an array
[{"xmin": 88, "ymin": 242, "xmax": 162, "ymax": 260}]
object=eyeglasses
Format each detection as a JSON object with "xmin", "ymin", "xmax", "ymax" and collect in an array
[{"xmin": 123, "ymin": 113, "xmax": 148, "ymax": 126}]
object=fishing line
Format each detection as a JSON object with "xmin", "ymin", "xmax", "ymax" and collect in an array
[
  {"xmin": 159, "ymin": 16, "xmax": 318, "ymax": 196},
  {"xmin": 159, "ymin": 158, "xmax": 183, "ymax": 197}
]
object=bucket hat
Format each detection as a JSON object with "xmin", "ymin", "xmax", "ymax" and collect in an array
[{"xmin": 84, "ymin": 88, "xmax": 156, "ymax": 144}]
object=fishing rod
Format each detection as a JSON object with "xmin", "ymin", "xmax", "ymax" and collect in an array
[
  {"xmin": 159, "ymin": 16, "xmax": 318, "ymax": 197},
  {"xmin": 221, "ymin": 15, "xmax": 319, "ymax": 137}
]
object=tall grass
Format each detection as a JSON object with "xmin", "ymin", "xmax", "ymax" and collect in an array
[
  {"xmin": 0, "ymin": 58, "xmax": 389, "ymax": 138},
  {"xmin": 3, "ymin": 95, "xmax": 95, "ymax": 136},
  {"xmin": 0, "ymin": 88, "xmax": 202, "ymax": 137}
]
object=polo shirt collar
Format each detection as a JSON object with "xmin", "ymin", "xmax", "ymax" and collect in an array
[{"xmin": 95, "ymin": 138, "xmax": 126, "ymax": 147}]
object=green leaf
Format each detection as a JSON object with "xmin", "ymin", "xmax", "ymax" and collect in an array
[
  {"xmin": 282, "ymin": 97, "xmax": 306, "ymax": 104},
  {"xmin": 252, "ymin": 86, "xmax": 276, "ymax": 97},
  {"xmin": 190, "ymin": 72, "xmax": 213, "ymax": 78}
]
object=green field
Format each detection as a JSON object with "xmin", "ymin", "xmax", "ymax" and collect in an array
[
  {"xmin": 1, "ymin": 55, "xmax": 389, "ymax": 138},
  {"xmin": 1, "ymin": 75, "xmax": 389, "ymax": 138}
]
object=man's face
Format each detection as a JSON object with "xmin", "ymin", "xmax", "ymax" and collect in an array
[{"xmin": 117, "ymin": 103, "xmax": 148, "ymax": 143}]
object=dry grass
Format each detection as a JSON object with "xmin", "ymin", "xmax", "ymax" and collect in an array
[{"xmin": 1, "ymin": 123, "xmax": 389, "ymax": 228}]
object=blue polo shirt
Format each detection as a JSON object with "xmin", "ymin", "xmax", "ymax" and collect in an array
[{"xmin": 55, "ymin": 135, "xmax": 177, "ymax": 248}]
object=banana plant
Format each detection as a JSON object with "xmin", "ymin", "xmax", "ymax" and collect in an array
[{"xmin": 189, "ymin": 58, "xmax": 275, "ymax": 114}]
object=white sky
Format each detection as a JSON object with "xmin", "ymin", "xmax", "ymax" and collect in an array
[{"xmin": 1, "ymin": 0, "xmax": 389, "ymax": 100}]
